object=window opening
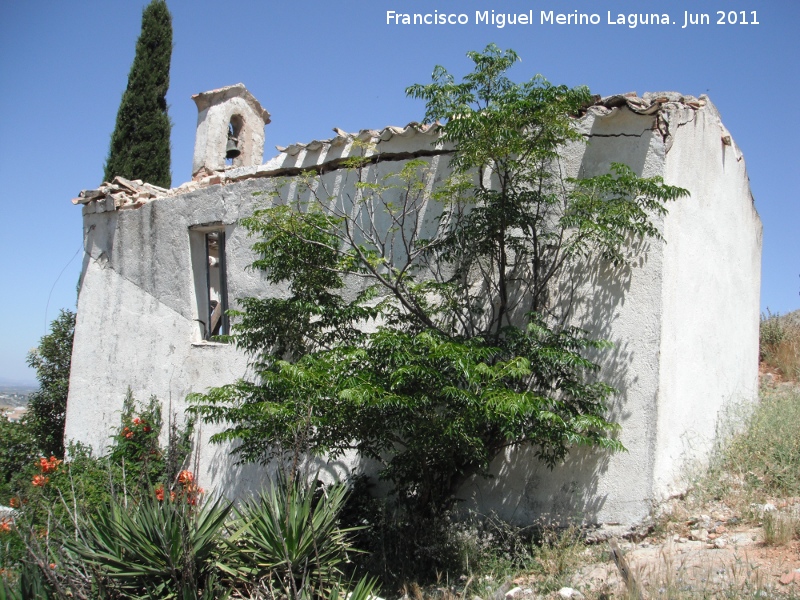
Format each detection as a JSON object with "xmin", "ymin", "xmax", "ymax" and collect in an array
[{"xmin": 204, "ymin": 231, "xmax": 229, "ymax": 339}]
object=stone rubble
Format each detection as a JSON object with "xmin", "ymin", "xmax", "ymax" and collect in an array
[
  {"xmin": 72, "ymin": 176, "xmax": 170, "ymax": 212},
  {"xmin": 779, "ymin": 571, "xmax": 800, "ymax": 585}
]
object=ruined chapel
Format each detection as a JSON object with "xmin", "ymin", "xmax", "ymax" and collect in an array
[{"xmin": 64, "ymin": 84, "xmax": 762, "ymax": 526}]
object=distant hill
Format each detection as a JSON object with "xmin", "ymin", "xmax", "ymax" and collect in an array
[{"xmin": 0, "ymin": 380, "xmax": 37, "ymax": 408}]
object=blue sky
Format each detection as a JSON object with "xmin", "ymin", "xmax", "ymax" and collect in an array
[{"xmin": 1, "ymin": 1, "xmax": 797, "ymax": 384}]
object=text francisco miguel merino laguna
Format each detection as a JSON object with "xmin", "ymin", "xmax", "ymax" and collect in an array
[{"xmin": 386, "ymin": 9, "xmax": 759, "ymax": 29}]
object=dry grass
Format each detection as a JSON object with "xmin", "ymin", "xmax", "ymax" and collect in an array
[
  {"xmin": 761, "ymin": 310, "xmax": 800, "ymax": 381},
  {"xmin": 762, "ymin": 511, "xmax": 800, "ymax": 546},
  {"xmin": 527, "ymin": 526, "xmax": 592, "ymax": 593},
  {"xmin": 689, "ymin": 384, "xmax": 800, "ymax": 520},
  {"xmin": 623, "ymin": 550, "xmax": 783, "ymax": 599}
]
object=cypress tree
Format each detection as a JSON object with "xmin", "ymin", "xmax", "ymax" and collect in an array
[{"xmin": 104, "ymin": 0, "xmax": 173, "ymax": 188}]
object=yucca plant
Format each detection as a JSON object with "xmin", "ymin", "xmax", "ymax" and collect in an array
[
  {"xmin": 0, "ymin": 564, "xmax": 46, "ymax": 600},
  {"xmin": 328, "ymin": 576, "xmax": 381, "ymax": 600},
  {"xmin": 65, "ymin": 493, "xmax": 232, "ymax": 599},
  {"xmin": 225, "ymin": 477, "xmax": 361, "ymax": 599}
]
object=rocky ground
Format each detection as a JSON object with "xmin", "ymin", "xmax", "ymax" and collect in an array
[
  {"xmin": 501, "ymin": 377, "xmax": 800, "ymax": 599},
  {"xmin": 558, "ymin": 501, "xmax": 800, "ymax": 598}
]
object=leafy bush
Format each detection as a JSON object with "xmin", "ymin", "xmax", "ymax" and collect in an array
[
  {"xmin": 25, "ymin": 309, "xmax": 75, "ymax": 459},
  {"xmin": 339, "ymin": 491, "xmax": 464, "ymax": 587},
  {"xmin": 0, "ymin": 418, "xmax": 37, "ymax": 506}
]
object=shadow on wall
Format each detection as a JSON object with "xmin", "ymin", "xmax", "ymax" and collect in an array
[
  {"xmin": 199, "ymin": 214, "xmax": 655, "ymax": 520},
  {"xmin": 460, "ymin": 234, "xmax": 656, "ymax": 525},
  {"xmin": 203, "ymin": 438, "xmax": 360, "ymax": 500},
  {"xmin": 459, "ymin": 443, "xmax": 613, "ymax": 526},
  {"xmin": 194, "ymin": 121, "xmax": 661, "ymax": 513},
  {"xmin": 580, "ymin": 110, "xmax": 653, "ymax": 180},
  {"xmin": 79, "ymin": 211, "xmax": 120, "ymax": 293}
]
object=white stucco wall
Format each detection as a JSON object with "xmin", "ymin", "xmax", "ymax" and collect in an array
[
  {"xmin": 459, "ymin": 105, "xmax": 670, "ymax": 525},
  {"xmin": 65, "ymin": 96, "xmax": 761, "ymax": 525},
  {"xmin": 652, "ymin": 102, "xmax": 762, "ymax": 497}
]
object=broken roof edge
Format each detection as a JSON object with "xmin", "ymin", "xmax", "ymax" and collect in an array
[
  {"xmin": 276, "ymin": 92, "xmax": 708, "ymax": 157},
  {"xmin": 74, "ymin": 92, "xmax": 718, "ymax": 212},
  {"xmin": 276, "ymin": 121, "xmax": 441, "ymax": 157},
  {"xmin": 192, "ymin": 83, "xmax": 271, "ymax": 124}
]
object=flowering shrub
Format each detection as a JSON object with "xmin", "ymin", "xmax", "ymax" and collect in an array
[
  {"xmin": 27, "ymin": 455, "xmax": 62, "ymax": 488},
  {"xmin": 120, "ymin": 416, "xmax": 153, "ymax": 440},
  {"xmin": 38, "ymin": 456, "xmax": 61, "ymax": 474},
  {"xmin": 155, "ymin": 470, "xmax": 204, "ymax": 506},
  {"xmin": 107, "ymin": 390, "xmax": 197, "ymax": 501},
  {"xmin": 1, "ymin": 391, "xmax": 200, "ymax": 595},
  {"xmin": 0, "ymin": 415, "xmax": 37, "ymax": 512},
  {"xmin": 31, "ymin": 475, "xmax": 49, "ymax": 488}
]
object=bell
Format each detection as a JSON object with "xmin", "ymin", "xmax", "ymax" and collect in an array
[{"xmin": 225, "ymin": 135, "xmax": 241, "ymax": 159}]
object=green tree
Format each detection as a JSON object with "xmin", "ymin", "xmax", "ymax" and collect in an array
[
  {"xmin": 25, "ymin": 309, "xmax": 75, "ymax": 458},
  {"xmin": 103, "ymin": 0, "xmax": 172, "ymax": 188},
  {"xmin": 190, "ymin": 46, "xmax": 688, "ymax": 515}
]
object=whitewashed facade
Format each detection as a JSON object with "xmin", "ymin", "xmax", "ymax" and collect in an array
[{"xmin": 65, "ymin": 85, "xmax": 762, "ymax": 526}]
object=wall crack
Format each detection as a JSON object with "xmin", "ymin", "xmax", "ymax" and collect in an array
[{"xmin": 230, "ymin": 148, "xmax": 455, "ymax": 183}]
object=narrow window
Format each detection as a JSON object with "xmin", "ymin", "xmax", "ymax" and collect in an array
[
  {"xmin": 205, "ymin": 231, "xmax": 229, "ymax": 338},
  {"xmin": 190, "ymin": 225, "xmax": 229, "ymax": 341}
]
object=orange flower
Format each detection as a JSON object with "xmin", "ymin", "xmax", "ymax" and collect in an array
[
  {"xmin": 169, "ymin": 491, "xmax": 176, "ymax": 502},
  {"xmin": 0, "ymin": 518, "xmax": 12, "ymax": 534},
  {"xmin": 32, "ymin": 475, "xmax": 49, "ymax": 487},
  {"xmin": 177, "ymin": 470, "xmax": 194, "ymax": 485},
  {"xmin": 132, "ymin": 417, "xmax": 142, "ymax": 426},
  {"xmin": 8, "ymin": 497, "xmax": 19, "ymax": 508},
  {"xmin": 49, "ymin": 563, "xmax": 56, "ymax": 570},
  {"xmin": 143, "ymin": 425, "xmax": 151, "ymax": 432},
  {"xmin": 123, "ymin": 426, "xmax": 134, "ymax": 439},
  {"xmin": 155, "ymin": 486, "xmax": 164, "ymax": 502},
  {"xmin": 39, "ymin": 456, "xmax": 62, "ymax": 473}
]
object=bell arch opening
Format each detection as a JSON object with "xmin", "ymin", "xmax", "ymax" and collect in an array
[{"xmin": 225, "ymin": 114, "xmax": 245, "ymax": 166}]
